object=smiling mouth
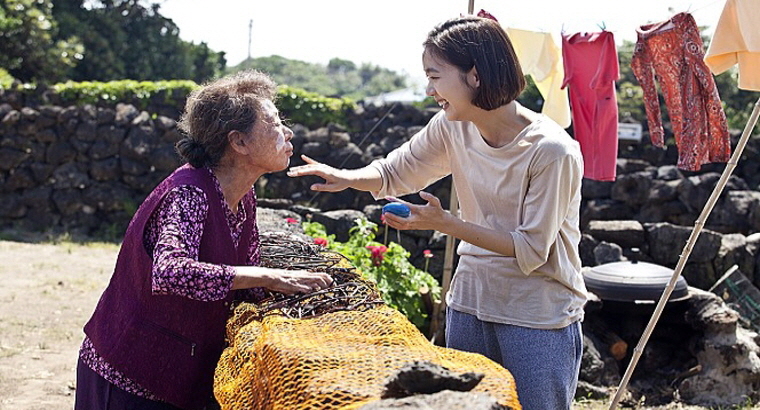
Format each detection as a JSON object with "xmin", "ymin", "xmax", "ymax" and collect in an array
[{"xmin": 437, "ymin": 99, "xmax": 449, "ymax": 109}]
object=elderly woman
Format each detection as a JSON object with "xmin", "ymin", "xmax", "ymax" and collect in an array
[{"xmin": 75, "ymin": 70, "xmax": 333, "ymax": 410}]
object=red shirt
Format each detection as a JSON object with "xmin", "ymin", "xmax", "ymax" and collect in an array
[
  {"xmin": 562, "ymin": 30, "xmax": 620, "ymax": 181},
  {"xmin": 632, "ymin": 12, "xmax": 730, "ymax": 171}
]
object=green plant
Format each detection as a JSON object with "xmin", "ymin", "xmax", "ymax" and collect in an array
[
  {"xmin": 31, "ymin": 79, "xmax": 355, "ymax": 130},
  {"xmin": 277, "ymin": 85, "xmax": 355, "ymax": 129},
  {"xmin": 303, "ymin": 218, "xmax": 440, "ymax": 331},
  {"xmin": 52, "ymin": 79, "xmax": 199, "ymax": 109},
  {"xmin": 0, "ymin": 68, "xmax": 15, "ymax": 89}
]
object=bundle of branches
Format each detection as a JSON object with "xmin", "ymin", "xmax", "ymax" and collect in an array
[{"xmin": 238, "ymin": 232, "xmax": 384, "ymax": 320}]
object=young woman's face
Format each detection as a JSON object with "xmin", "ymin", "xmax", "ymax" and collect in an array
[
  {"xmin": 422, "ymin": 49, "xmax": 477, "ymax": 121},
  {"xmin": 244, "ymin": 99, "xmax": 294, "ymax": 173}
]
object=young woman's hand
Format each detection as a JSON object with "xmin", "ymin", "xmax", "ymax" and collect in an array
[
  {"xmin": 382, "ymin": 191, "xmax": 451, "ymax": 232},
  {"xmin": 286, "ymin": 155, "xmax": 353, "ymax": 192}
]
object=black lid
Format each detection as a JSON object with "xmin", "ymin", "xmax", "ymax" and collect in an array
[{"xmin": 582, "ymin": 260, "xmax": 690, "ymax": 303}]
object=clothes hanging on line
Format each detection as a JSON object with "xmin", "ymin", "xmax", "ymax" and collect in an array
[
  {"xmin": 476, "ymin": 10, "xmax": 572, "ymax": 128},
  {"xmin": 632, "ymin": 12, "xmax": 730, "ymax": 172},
  {"xmin": 561, "ymin": 30, "xmax": 620, "ymax": 182},
  {"xmin": 704, "ymin": 0, "xmax": 760, "ymax": 91},
  {"xmin": 506, "ymin": 28, "xmax": 572, "ymax": 129}
]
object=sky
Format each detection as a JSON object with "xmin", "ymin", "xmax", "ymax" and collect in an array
[{"xmin": 157, "ymin": 0, "xmax": 727, "ymax": 87}]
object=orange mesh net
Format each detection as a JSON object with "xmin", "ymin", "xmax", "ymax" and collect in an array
[{"xmin": 213, "ymin": 233, "xmax": 521, "ymax": 409}]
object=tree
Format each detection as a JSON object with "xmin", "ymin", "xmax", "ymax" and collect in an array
[
  {"xmin": 616, "ymin": 40, "xmax": 647, "ymax": 123},
  {"xmin": 516, "ymin": 76, "xmax": 543, "ymax": 114},
  {"xmin": 232, "ymin": 55, "xmax": 408, "ymax": 100},
  {"xmin": 50, "ymin": 0, "xmax": 225, "ymax": 82},
  {"xmin": 187, "ymin": 41, "xmax": 226, "ymax": 84},
  {"xmin": 0, "ymin": 0, "xmax": 82, "ymax": 83}
]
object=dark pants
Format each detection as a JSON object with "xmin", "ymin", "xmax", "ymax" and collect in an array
[{"xmin": 74, "ymin": 358, "xmax": 182, "ymax": 410}]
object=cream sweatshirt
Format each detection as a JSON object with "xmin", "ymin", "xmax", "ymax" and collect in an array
[{"xmin": 369, "ymin": 110, "xmax": 587, "ymax": 328}]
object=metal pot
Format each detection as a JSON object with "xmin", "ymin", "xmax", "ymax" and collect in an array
[{"xmin": 582, "ymin": 258, "xmax": 690, "ymax": 303}]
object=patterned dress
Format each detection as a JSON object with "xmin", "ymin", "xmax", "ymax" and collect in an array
[{"xmin": 632, "ymin": 12, "xmax": 730, "ymax": 171}]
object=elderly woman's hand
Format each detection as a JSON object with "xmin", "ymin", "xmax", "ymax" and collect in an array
[
  {"xmin": 265, "ymin": 269, "xmax": 334, "ymax": 294},
  {"xmin": 232, "ymin": 266, "xmax": 333, "ymax": 294}
]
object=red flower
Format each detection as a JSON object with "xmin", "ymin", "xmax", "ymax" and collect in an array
[
  {"xmin": 314, "ymin": 237, "xmax": 328, "ymax": 247},
  {"xmin": 423, "ymin": 249, "xmax": 433, "ymax": 273},
  {"xmin": 366, "ymin": 245, "xmax": 388, "ymax": 266},
  {"xmin": 286, "ymin": 217, "xmax": 299, "ymax": 224}
]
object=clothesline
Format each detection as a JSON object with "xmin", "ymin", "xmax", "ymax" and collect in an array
[{"xmin": 494, "ymin": 0, "xmax": 724, "ymax": 47}]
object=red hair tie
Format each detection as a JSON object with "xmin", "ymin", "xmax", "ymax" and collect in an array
[{"xmin": 477, "ymin": 9, "xmax": 499, "ymax": 22}]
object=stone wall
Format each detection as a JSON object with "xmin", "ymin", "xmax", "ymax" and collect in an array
[{"xmin": 3, "ymin": 98, "xmax": 760, "ymax": 291}]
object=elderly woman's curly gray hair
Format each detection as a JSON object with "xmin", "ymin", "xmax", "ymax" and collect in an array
[{"xmin": 175, "ymin": 70, "xmax": 278, "ymax": 168}]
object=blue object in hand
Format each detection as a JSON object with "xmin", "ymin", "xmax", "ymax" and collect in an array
[{"xmin": 382, "ymin": 202, "xmax": 410, "ymax": 218}]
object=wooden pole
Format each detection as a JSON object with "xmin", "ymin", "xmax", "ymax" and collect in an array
[
  {"xmin": 247, "ymin": 19, "xmax": 253, "ymax": 60},
  {"xmin": 608, "ymin": 95, "xmax": 760, "ymax": 409},
  {"xmin": 429, "ymin": 0, "xmax": 473, "ymax": 345}
]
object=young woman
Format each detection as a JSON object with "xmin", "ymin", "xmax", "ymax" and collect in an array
[
  {"xmin": 76, "ymin": 70, "xmax": 333, "ymax": 410},
  {"xmin": 287, "ymin": 16, "xmax": 587, "ymax": 410}
]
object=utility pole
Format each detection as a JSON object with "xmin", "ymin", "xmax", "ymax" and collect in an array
[{"xmin": 247, "ymin": 19, "xmax": 253, "ymax": 60}]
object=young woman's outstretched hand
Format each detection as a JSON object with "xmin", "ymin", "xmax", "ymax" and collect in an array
[
  {"xmin": 287, "ymin": 155, "xmax": 383, "ymax": 193},
  {"xmin": 286, "ymin": 155, "xmax": 353, "ymax": 192}
]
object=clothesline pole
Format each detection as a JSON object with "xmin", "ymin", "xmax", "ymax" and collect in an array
[
  {"xmin": 432, "ymin": 0, "xmax": 472, "ymax": 341},
  {"xmin": 608, "ymin": 95, "xmax": 760, "ymax": 410},
  {"xmin": 429, "ymin": 0, "xmax": 473, "ymax": 345}
]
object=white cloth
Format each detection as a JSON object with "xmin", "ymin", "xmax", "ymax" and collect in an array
[{"xmin": 507, "ymin": 28, "xmax": 572, "ymax": 128}]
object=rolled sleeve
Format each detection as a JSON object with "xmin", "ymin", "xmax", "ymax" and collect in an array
[{"xmin": 511, "ymin": 152, "xmax": 582, "ymax": 274}]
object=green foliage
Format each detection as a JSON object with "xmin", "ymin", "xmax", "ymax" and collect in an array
[
  {"xmin": 0, "ymin": 0, "xmax": 83, "ymax": 82},
  {"xmin": 616, "ymin": 41, "xmax": 648, "ymax": 122},
  {"xmin": 240, "ymin": 55, "xmax": 340, "ymax": 97},
  {"xmin": 0, "ymin": 68, "xmax": 15, "ymax": 89},
  {"xmin": 50, "ymin": 0, "xmax": 226, "ymax": 83},
  {"xmin": 516, "ymin": 76, "xmax": 544, "ymax": 113},
  {"xmin": 715, "ymin": 68, "xmax": 760, "ymax": 134},
  {"xmin": 352, "ymin": 63, "xmax": 407, "ymax": 100},
  {"xmin": 232, "ymin": 56, "xmax": 409, "ymax": 100},
  {"xmin": 10, "ymin": 77, "xmax": 353, "ymax": 128},
  {"xmin": 277, "ymin": 85, "xmax": 356, "ymax": 129},
  {"xmin": 303, "ymin": 218, "xmax": 441, "ymax": 331},
  {"xmin": 52, "ymin": 79, "xmax": 198, "ymax": 109}
]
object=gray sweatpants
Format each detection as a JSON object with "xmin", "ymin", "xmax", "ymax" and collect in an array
[{"xmin": 446, "ymin": 307, "xmax": 583, "ymax": 410}]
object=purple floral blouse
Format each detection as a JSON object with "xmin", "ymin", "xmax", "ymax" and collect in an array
[{"xmin": 79, "ymin": 168, "xmax": 264, "ymax": 399}]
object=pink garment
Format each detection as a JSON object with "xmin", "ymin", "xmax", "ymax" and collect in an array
[
  {"xmin": 562, "ymin": 31, "xmax": 620, "ymax": 182},
  {"xmin": 632, "ymin": 12, "xmax": 730, "ymax": 171}
]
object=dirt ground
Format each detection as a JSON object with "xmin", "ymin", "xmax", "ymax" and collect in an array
[
  {"xmin": 0, "ymin": 230, "xmax": 746, "ymax": 410},
  {"xmin": 0, "ymin": 232, "xmax": 118, "ymax": 410}
]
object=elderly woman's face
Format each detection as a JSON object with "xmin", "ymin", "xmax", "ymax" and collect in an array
[{"xmin": 244, "ymin": 99, "xmax": 294, "ymax": 173}]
